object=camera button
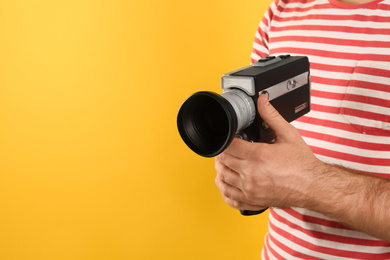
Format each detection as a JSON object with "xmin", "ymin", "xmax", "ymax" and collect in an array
[
  {"xmin": 261, "ymin": 90, "xmax": 270, "ymax": 100},
  {"xmin": 287, "ymin": 79, "xmax": 297, "ymax": 90},
  {"xmin": 258, "ymin": 56, "xmax": 275, "ymax": 62}
]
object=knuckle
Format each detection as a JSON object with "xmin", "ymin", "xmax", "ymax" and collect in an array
[
  {"xmin": 231, "ymin": 200, "xmax": 241, "ymax": 209},
  {"xmin": 244, "ymin": 172, "xmax": 258, "ymax": 192},
  {"xmin": 243, "ymin": 180, "xmax": 254, "ymax": 194},
  {"xmin": 218, "ymin": 153, "xmax": 226, "ymax": 163},
  {"xmin": 215, "ymin": 175, "xmax": 220, "ymax": 186}
]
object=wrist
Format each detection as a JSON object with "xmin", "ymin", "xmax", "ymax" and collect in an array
[
  {"xmin": 297, "ymin": 160, "xmax": 333, "ymax": 210},
  {"xmin": 300, "ymin": 162, "xmax": 372, "ymax": 222}
]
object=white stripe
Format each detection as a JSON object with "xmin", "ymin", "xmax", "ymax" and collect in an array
[
  {"xmin": 252, "ymin": 42, "xmax": 269, "ymax": 56},
  {"xmin": 294, "ymin": 113, "xmax": 390, "ymax": 144},
  {"xmin": 346, "ymin": 87, "xmax": 390, "ymax": 99},
  {"xmin": 271, "ymin": 41, "xmax": 390, "ymax": 55},
  {"xmin": 311, "ymin": 82, "xmax": 348, "ymax": 93},
  {"xmin": 266, "ymin": 237, "xmax": 294, "ymax": 259},
  {"xmin": 352, "ymin": 72, "xmax": 390, "ymax": 86},
  {"xmin": 270, "ymin": 29, "xmax": 390, "ymax": 42},
  {"xmin": 302, "ymin": 135, "xmax": 390, "ymax": 158},
  {"xmin": 293, "ymin": 117, "xmax": 390, "ymax": 144},
  {"xmin": 308, "ymin": 55, "xmax": 358, "ymax": 67},
  {"xmin": 278, "ymin": 0, "xmax": 319, "ymax": 9},
  {"xmin": 314, "ymin": 153, "xmax": 390, "ymax": 174},
  {"xmin": 342, "ymin": 100, "xmax": 390, "ymax": 116},
  {"xmin": 340, "ymin": 113, "xmax": 390, "ymax": 132},
  {"xmin": 276, "ymin": 1, "xmax": 390, "ymax": 17},
  {"xmin": 272, "ymin": 16, "xmax": 390, "ymax": 28},
  {"xmin": 269, "ymin": 212, "xmax": 354, "ymax": 259},
  {"xmin": 310, "ymin": 68, "xmax": 351, "ymax": 82},
  {"xmin": 311, "ymin": 96, "xmax": 344, "ymax": 109}
]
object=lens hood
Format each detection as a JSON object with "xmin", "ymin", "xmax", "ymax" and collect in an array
[{"xmin": 177, "ymin": 91, "xmax": 238, "ymax": 157}]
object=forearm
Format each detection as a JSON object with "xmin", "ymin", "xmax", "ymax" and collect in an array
[{"xmin": 304, "ymin": 162, "xmax": 390, "ymax": 242}]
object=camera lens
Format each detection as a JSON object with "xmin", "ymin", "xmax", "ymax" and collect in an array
[{"xmin": 177, "ymin": 91, "xmax": 238, "ymax": 157}]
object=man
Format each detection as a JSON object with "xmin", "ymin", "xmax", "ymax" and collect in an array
[{"xmin": 214, "ymin": 0, "xmax": 390, "ymax": 258}]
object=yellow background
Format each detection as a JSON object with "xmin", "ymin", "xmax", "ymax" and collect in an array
[{"xmin": 0, "ymin": 0, "xmax": 273, "ymax": 259}]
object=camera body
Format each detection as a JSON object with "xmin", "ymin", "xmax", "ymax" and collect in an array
[
  {"xmin": 177, "ymin": 55, "xmax": 311, "ymax": 158},
  {"xmin": 221, "ymin": 55, "xmax": 310, "ymax": 144}
]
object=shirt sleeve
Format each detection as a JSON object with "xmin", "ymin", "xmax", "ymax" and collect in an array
[{"xmin": 251, "ymin": 0, "xmax": 279, "ymax": 63}]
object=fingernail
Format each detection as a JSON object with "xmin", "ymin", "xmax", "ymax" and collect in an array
[{"xmin": 260, "ymin": 93, "xmax": 269, "ymax": 105}]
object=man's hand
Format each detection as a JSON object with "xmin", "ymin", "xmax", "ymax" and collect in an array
[
  {"xmin": 214, "ymin": 94, "xmax": 325, "ymax": 211},
  {"xmin": 214, "ymin": 94, "xmax": 390, "ymax": 242}
]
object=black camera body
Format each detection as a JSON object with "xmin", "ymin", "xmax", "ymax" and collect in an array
[
  {"xmin": 177, "ymin": 55, "xmax": 311, "ymax": 158},
  {"xmin": 222, "ymin": 55, "xmax": 310, "ymax": 144}
]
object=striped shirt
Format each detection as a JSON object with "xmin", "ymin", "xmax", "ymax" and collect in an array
[{"xmin": 251, "ymin": 0, "xmax": 390, "ymax": 258}]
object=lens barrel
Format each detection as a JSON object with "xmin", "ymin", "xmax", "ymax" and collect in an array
[{"xmin": 177, "ymin": 90, "xmax": 255, "ymax": 157}]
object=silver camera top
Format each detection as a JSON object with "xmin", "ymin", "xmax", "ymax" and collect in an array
[{"xmin": 221, "ymin": 56, "xmax": 309, "ymax": 101}]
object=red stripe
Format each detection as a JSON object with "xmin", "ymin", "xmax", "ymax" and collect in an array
[
  {"xmin": 376, "ymin": 2, "xmax": 390, "ymax": 11},
  {"xmin": 311, "ymin": 76, "xmax": 350, "ymax": 87},
  {"xmin": 310, "ymin": 62, "xmax": 355, "ymax": 74},
  {"xmin": 281, "ymin": 208, "xmax": 349, "ymax": 229},
  {"xmin": 354, "ymin": 65, "xmax": 390, "ymax": 78},
  {"xmin": 279, "ymin": 0, "xmax": 317, "ymax": 4},
  {"xmin": 261, "ymin": 15, "xmax": 269, "ymax": 28},
  {"xmin": 277, "ymin": 3, "xmax": 329, "ymax": 14},
  {"xmin": 271, "ymin": 47, "xmax": 390, "ymax": 62},
  {"xmin": 263, "ymin": 234, "xmax": 270, "ymax": 259},
  {"xmin": 254, "ymin": 31, "xmax": 269, "ymax": 47},
  {"xmin": 310, "ymin": 146, "xmax": 390, "ymax": 166},
  {"xmin": 271, "ymin": 35, "xmax": 390, "ymax": 48},
  {"xmin": 278, "ymin": 0, "xmax": 390, "ymax": 11},
  {"xmin": 311, "ymin": 103, "xmax": 341, "ymax": 114},
  {"xmin": 269, "ymin": 209, "xmax": 390, "ymax": 258},
  {"xmin": 264, "ymin": 234, "xmax": 285, "ymax": 259},
  {"xmin": 310, "ymin": 104, "xmax": 390, "ymax": 130},
  {"xmin": 311, "ymin": 89, "xmax": 390, "ymax": 111},
  {"xmin": 268, "ymin": 230, "xmax": 323, "ymax": 260},
  {"xmin": 311, "ymin": 77, "xmax": 390, "ymax": 94},
  {"xmin": 274, "ymin": 13, "xmax": 390, "ymax": 23},
  {"xmin": 298, "ymin": 128, "xmax": 390, "ymax": 151},
  {"xmin": 340, "ymin": 107, "xmax": 390, "ymax": 123},
  {"xmin": 311, "ymin": 89, "xmax": 345, "ymax": 100},
  {"xmin": 271, "ymin": 24, "xmax": 390, "ymax": 36},
  {"xmin": 350, "ymin": 78, "xmax": 390, "ymax": 93},
  {"xmin": 343, "ymin": 94, "xmax": 390, "ymax": 109},
  {"xmin": 276, "ymin": 208, "xmax": 390, "ymax": 247},
  {"xmin": 297, "ymin": 115, "xmax": 361, "ymax": 133}
]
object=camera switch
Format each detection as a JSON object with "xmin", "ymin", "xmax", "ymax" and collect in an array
[
  {"xmin": 253, "ymin": 56, "xmax": 281, "ymax": 67},
  {"xmin": 287, "ymin": 79, "xmax": 297, "ymax": 90},
  {"xmin": 258, "ymin": 56, "xmax": 275, "ymax": 62},
  {"xmin": 261, "ymin": 90, "xmax": 270, "ymax": 100}
]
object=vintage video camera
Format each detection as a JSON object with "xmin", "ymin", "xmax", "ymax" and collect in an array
[
  {"xmin": 177, "ymin": 55, "xmax": 311, "ymax": 158},
  {"xmin": 177, "ymin": 55, "xmax": 310, "ymax": 216}
]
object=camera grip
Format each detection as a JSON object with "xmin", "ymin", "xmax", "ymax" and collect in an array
[{"xmin": 240, "ymin": 208, "xmax": 268, "ymax": 216}]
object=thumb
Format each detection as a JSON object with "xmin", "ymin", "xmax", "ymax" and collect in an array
[{"xmin": 257, "ymin": 94, "xmax": 295, "ymax": 141}]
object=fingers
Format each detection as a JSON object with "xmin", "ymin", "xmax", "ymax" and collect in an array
[
  {"xmin": 215, "ymin": 155, "xmax": 242, "ymax": 188},
  {"xmin": 215, "ymin": 172, "xmax": 265, "ymax": 211},
  {"xmin": 224, "ymin": 138, "xmax": 269, "ymax": 161},
  {"xmin": 223, "ymin": 138, "xmax": 252, "ymax": 159},
  {"xmin": 257, "ymin": 94, "xmax": 297, "ymax": 141}
]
